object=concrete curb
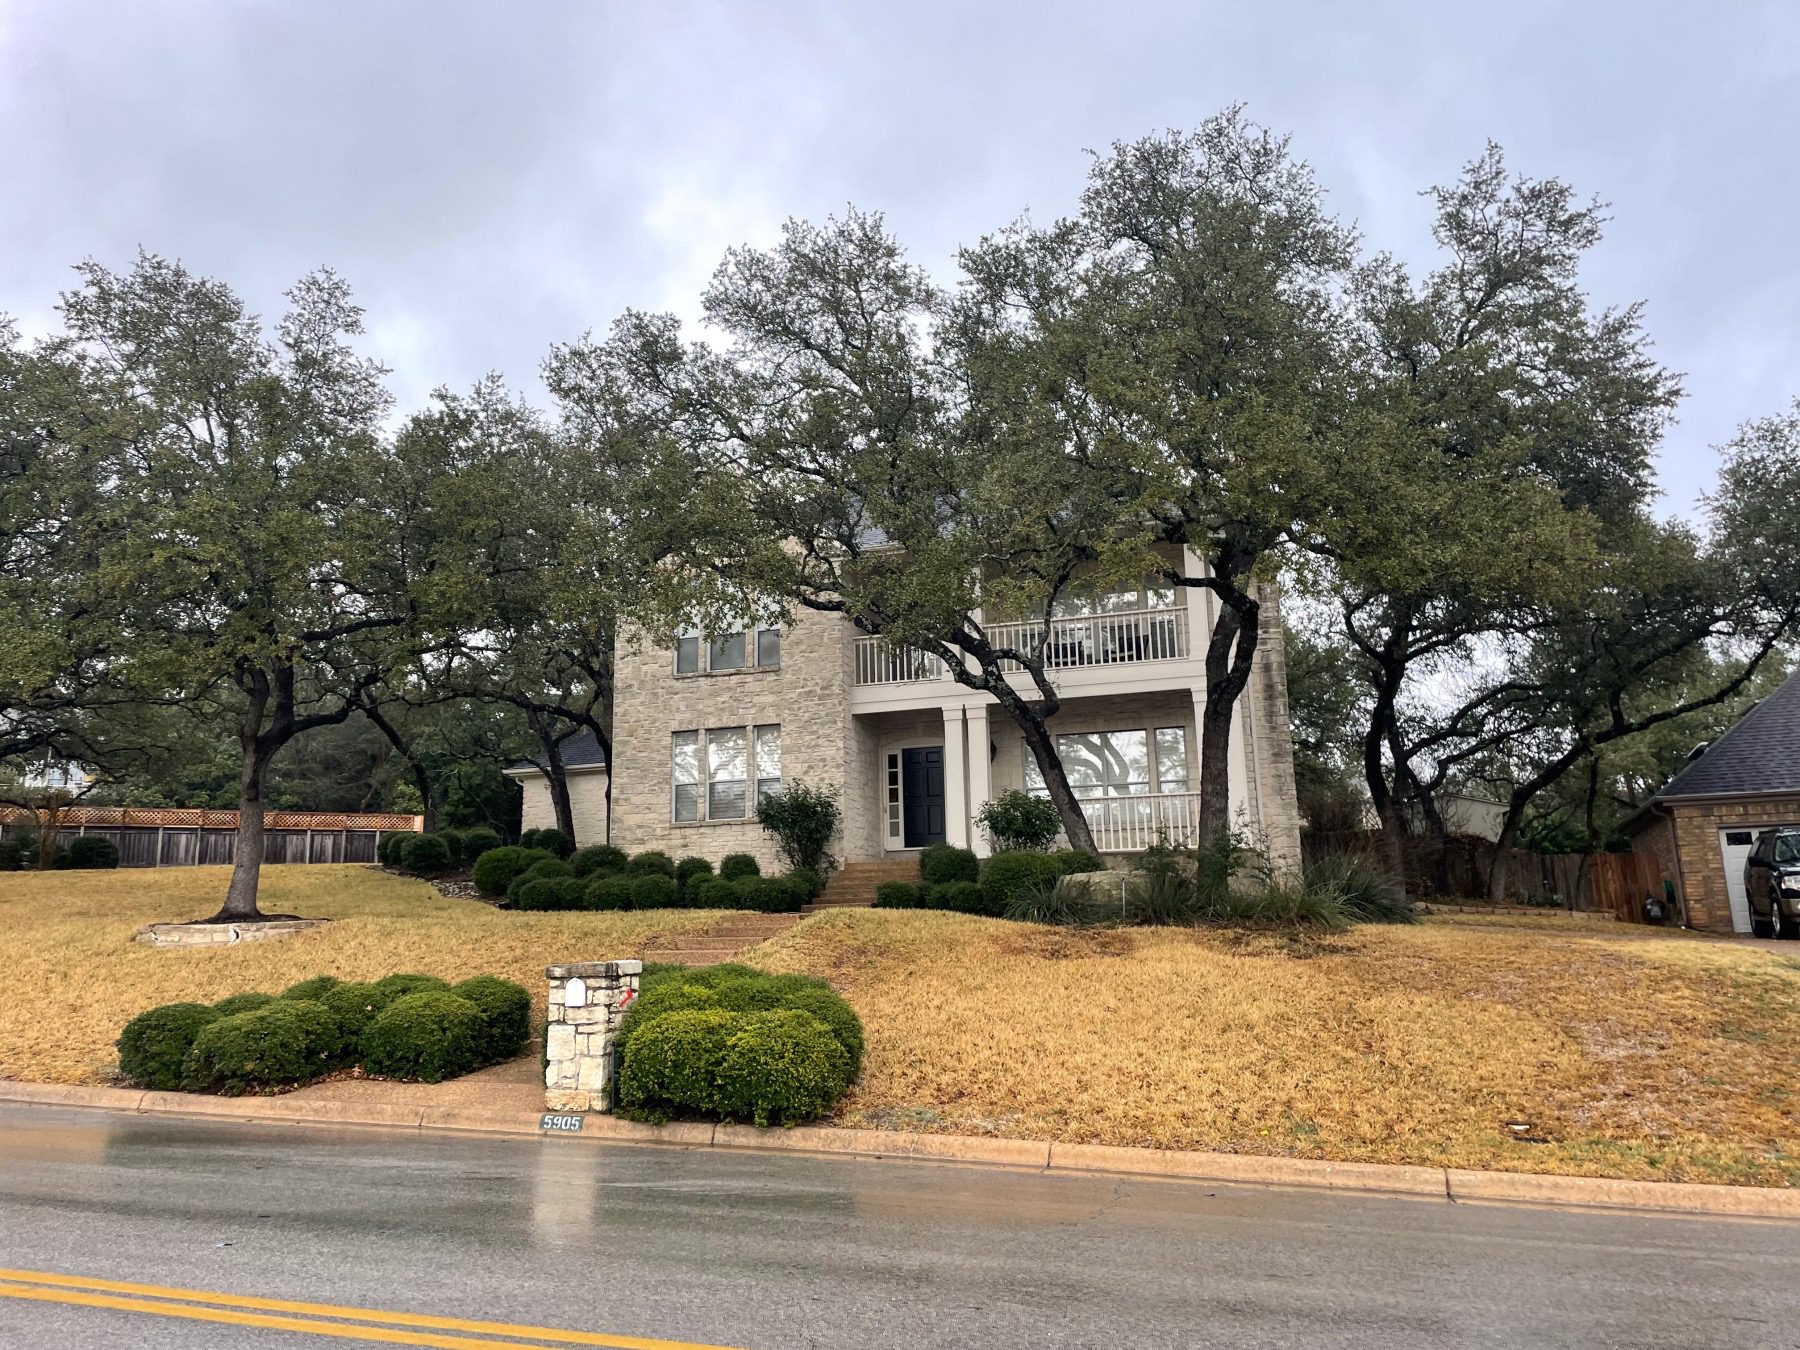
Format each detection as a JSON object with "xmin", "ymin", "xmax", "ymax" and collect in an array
[{"xmin": 4, "ymin": 1080, "xmax": 1796, "ymax": 1220}]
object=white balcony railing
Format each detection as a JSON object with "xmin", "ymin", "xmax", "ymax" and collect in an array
[
  {"xmin": 1080, "ymin": 790, "xmax": 1204, "ymax": 853},
  {"xmin": 984, "ymin": 606, "xmax": 1188, "ymax": 672},
  {"xmin": 853, "ymin": 639, "xmax": 944, "ymax": 686}
]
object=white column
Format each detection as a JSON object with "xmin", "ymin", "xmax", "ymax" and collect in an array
[
  {"xmin": 966, "ymin": 703, "xmax": 994, "ymax": 857},
  {"xmin": 942, "ymin": 706, "xmax": 969, "ymax": 848}
]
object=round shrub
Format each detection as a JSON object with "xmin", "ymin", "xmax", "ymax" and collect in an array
[
  {"xmin": 631, "ymin": 873, "xmax": 679, "ymax": 909},
  {"xmin": 435, "ymin": 828, "xmax": 467, "ymax": 863},
  {"xmin": 507, "ymin": 857, "xmax": 573, "ymax": 904},
  {"xmin": 979, "ymin": 850, "xmax": 1066, "ymax": 912},
  {"xmin": 0, "ymin": 840, "xmax": 23, "ymax": 871},
  {"xmin": 778, "ymin": 984, "xmax": 864, "ymax": 1078},
  {"xmin": 615, "ymin": 977, "xmax": 722, "ymax": 1058},
  {"xmin": 627, "ymin": 850, "xmax": 676, "ymax": 878},
  {"xmin": 319, "ymin": 981, "xmax": 397, "ymax": 1039},
  {"xmin": 571, "ymin": 844, "xmax": 628, "ymax": 878},
  {"xmin": 398, "ymin": 833, "xmax": 453, "ymax": 877},
  {"xmin": 66, "ymin": 835, "xmax": 120, "ymax": 870},
  {"xmin": 687, "ymin": 876, "xmax": 737, "ymax": 909},
  {"xmin": 377, "ymin": 832, "xmax": 408, "ymax": 866},
  {"xmin": 719, "ymin": 853, "xmax": 761, "ymax": 882},
  {"xmin": 919, "ymin": 843, "xmax": 979, "ymax": 886},
  {"xmin": 619, "ymin": 1009, "xmax": 738, "ymax": 1117},
  {"xmin": 712, "ymin": 1010, "xmax": 852, "ymax": 1127},
  {"xmin": 472, "ymin": 845, "xmax": 552, "ymax": 898},
  {"xmin": 514, "ymin": 876, "xmax": 588, "ymax": 911},
  {"xmin": 374, "ymin": 973, "xmax": 451, "ymax": 999},
  {"xmin": 521, "ymin": 827, "xmax": 574, "ymax": 859},
  {"xmin": 975, "ymin": 789, "xmax": 1061, "ymax": 853},
  {"xmin": 458, "ymin": 827, "xmax": 502, "ymax": 866},
  {"xmin": 584, "ymin": 876, "xmax": 636, "ymax": 911},
  {"xmin": 786, "ymin": 867, "xmax": 822, "ymax": 899},
  {"xmin": 1052, "ymin": 848, "xmax": 1105, "ymax": 875},
  {"xmin": 874, "ymin": 880, "xmax": 924, "ymax": 909},
  {"xmin": 117, "ymin": 1002, "xmax": 221, "ymax": 1090},
  {"xmin": 359, "ymin": 992, "xmax": 485, "ymax": 1083},
  {"xmin": 182, "ymin": 1001, "xmax": 344, "ymax": 1094},
  {"xmin": 927, "ymin": 880, "xmax": 992, "ymax": 914},
  {"xmin": 675, "ymin": 856, "xmax": 714, "ymax": 889},
  {"xmin": 451, "ymin": 976, "xmax": 531, "ymax": 1065},
  {"xmin": 281, "ymin": 975, "xmax": 341, "ymax": 1002},
  {"xmin": 211, "ymin": 992, "xmax": 276, "ymax": 1018}
]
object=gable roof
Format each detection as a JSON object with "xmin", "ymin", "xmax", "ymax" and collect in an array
[
  {"xmin": 504, "ymin": 728, "xmax": 608, "ymax": 778},
  {"xmin": 1653, "ymin": 670, "xmax": 1800, "ymax": 801}
]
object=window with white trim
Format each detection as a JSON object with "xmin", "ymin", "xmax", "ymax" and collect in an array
[
  {"xmin": 671, "ymin": 724, "xmax": 781, "ymax": 822},
  {"xmin": 1024, "ymin": 726, "xmax": 1188, "ymax": 796}
]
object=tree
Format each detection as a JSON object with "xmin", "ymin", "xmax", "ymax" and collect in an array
[{"xmin": 59, "ymin": 254, "xmax": 418, "ymax": 920}]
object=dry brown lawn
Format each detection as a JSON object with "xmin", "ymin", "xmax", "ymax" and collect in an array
[
  {"xmin": 0, "ymin": 864, "xmax": 716, "ymax": 1085},
  {"xmin": 754, "ymin": 910, "xmax": 1800, "ymax": 1186}
]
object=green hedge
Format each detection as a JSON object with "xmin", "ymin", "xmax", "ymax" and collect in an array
[
  {"xmin": 319, "ymin": 981, "xmax": 398, "ymax": 1038},
  {"xmin": 874, "ymin": 880, "xmax": 924, "ymax": 909},
  {"xmin": 627, "ymin": 850, "xmax": 676, "ymax": 877},
  {"xmin": 66, "ymin": 836, "xmax": 120, "ymax": 870},
  {"xmin": 979, "ymin": 850, "xmax": 1066, "ymax": 912},
  {"xmin": 632, "ymin": 873, "xmax": 679, "ymax": 909},
  {"xmin": 571, "ymin": 844, "xmax": 628, "ymax": 877},
  {"xmin": 520, "ymin": 827, "xmax": 574, "ymax": 859},
  {"xmin": 452, "ymin": 976, "xmax": 532, "ymax": 1064},
  {"xmin": 0, "ymin": 840, "xmax": 23, "ymax": 871},
  {"xmin": 585, "ymin": 876, "xmax": 635, "ymax": 910},
  {"xmin": 713, "ymin": 1010, "xmax": 852, "ymax": 1126},
  {"xmin": 687, "ymin": 876, "xmax": 737, "ymax": 909},
  {"xmin": 675, "ymin": 856, "xmax": 714, "ymax": 888},
  {"xmin": 281, "ymin": 975, "xmax": 341, "ymax": 1002},
  {"xmin": 919, "ymin": 843, "xmax": 978, "ymax": 885},
  {"xmin": 928, "ymin": 880, "xmax": 991, "ymax": 914},
  {"xmin": 360, "ymin": 992, "xmax": 485, "ymax": 1083},
  {"xmin": 182, "ymin": 1000, "xmax": 346, "ymax": 1094},
  {"xmin": 117, "ymin": 1002, "xmax": 221, "ymax": 1090},
  {"xmin": 377, "ymin": 832, "xmax": 408, "ymax": 866},
  {"xmin": 457, "ymin": 828, "xmax": 502, "ymax": 866},
  {"xmin": 212, "ymin": 991, "xmax": 277, "ymax": 1017},
  {"xmin": 471, "ymin": 846, "xmax": 554, "ymax": 897},
  {"xmin": 398, "ymin": 833, "xmax": 454, "ymax": 876},
  {"xmin": 719, "ymin": 853, "xmax": 761, "ymax": 882},
  {"xmin": 513, "ymin": 876, "xmax": 588, "ymax": 911},
  {"xmin": 1051, "ymin": 848, "xmax": 1105, "ymax": 875},
  {"xmin": 374, "ymin": 973, "xmax": 451, "ymax": 999}
]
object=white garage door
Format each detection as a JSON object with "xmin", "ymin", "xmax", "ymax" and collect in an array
[{"xmin": 1719, "ymin": 830, "xmax": 1757, "ymax": 934}]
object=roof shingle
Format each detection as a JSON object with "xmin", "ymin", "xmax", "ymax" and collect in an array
[{"xmin": 1654, "ymin": 670, "xmax": 1800, "ymax": 800}]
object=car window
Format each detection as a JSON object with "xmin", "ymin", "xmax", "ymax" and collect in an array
[{"xmin": 1775, "ymin": 835, "xmax": 1800, "ymax": 865}]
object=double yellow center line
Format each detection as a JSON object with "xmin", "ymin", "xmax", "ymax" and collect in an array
[{"xmin": 0, "ymin": 1267, "xmax": 741, "ymax": 1349}]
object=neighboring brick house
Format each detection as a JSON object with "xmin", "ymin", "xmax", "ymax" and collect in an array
[
  {"xmin": 533, "ymin": 550, "xmax": 1303, "ymax": 876},
  {"xmin": 503, "ymin": 730, "xmax": 610, "ymax": 846},
  {"xmin": 1625, "ymin": 671, "xmax": 1800, "ymax": 933}
]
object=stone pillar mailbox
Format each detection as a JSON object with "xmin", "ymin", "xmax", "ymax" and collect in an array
[{"xmin": 544, "ymin": 960, "xmax": 642, "ymax": 1113}]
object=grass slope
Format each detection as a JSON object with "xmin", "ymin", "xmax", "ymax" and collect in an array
[
  {"xmin": 754, "ymin": 910, "xmax": 1800, "ymax": 1186},
  {"xmin": 0, "ymin": 865, "xmax": 717, "ymax": 1085}
]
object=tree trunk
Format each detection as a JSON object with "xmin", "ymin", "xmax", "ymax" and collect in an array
[
  {"xmin": 35, "ymin": 802, "xmax": 64, "ymax": 870},
  {"xmin": 1195, "ymin": 586, "xmax": 1260, "ymax": 847},
  {"xmin": 1486, "ymin": 807, "xmax": 1526, "ymax": 904},
  {"xmin": 531, "ymin": 719, "xmax": 577, "ymax": 841},
  {"xmin": 215, "ymin": 740, "xmax": 273, "ymax": 922},
  {"xmin": 1017, "ymin": 705, "xmax": 1098, "ymax": 854},
  {"xmin": 414, "ymin": 763, "xmax": 437, "ymax": 834}
]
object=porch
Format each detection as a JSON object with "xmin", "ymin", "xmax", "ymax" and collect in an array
[{"xmin": 851, "ymin": 603, "xmax": 1191, "ymax": 689}]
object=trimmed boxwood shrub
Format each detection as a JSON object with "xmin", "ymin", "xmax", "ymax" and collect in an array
[
  {"xmin": 571, "ymin": 844, "xmax": 628, "ymax": 878},
  {"xmin": 687, "ymin": 876, "xmax": 737, "ymax": 909},
  {"xmin": 451, "ymin": 976, "xmax": 531, "ymax": 1064},
  {"xmin": 457, "ymin": 828, "xmax": 502, "ymax": 866},
  {"xmin": 66, "ymin": 835, "xmax": 120, "ymax": 870},
  {"xmin": 874, "ymin": 880, "xmax": 924, "ymax": 909},
  {"xmin": 281, "ymin": 975, "xmax": 341, "ymax": 1002},
  {"xmin": 787, "ymin": 867, "xmax": 822, "ymax": 900},
  {"xmin": 919, "ymin": 843, "xmax": 978, "ymax": 886},
  {"xmin": 360, "ymin": 992, "xmax": 485, "ymax": 1083},
  {"xmin": 182, "ymin": 1000, "xmax": 345, "ymax": 1094},
  {"xmin": 319, "ymin": 981, "xmax": 397, "ymax": 1039},
  {"xmin": 377, "ymin": 832, "xmax": 408, "ymax": 866},
  {"xmin": 212, "ymin": 992, "xmax": 276, "ymax": 1018},
  {"xmin": 398, "ymin": 833, "xmax": 454, "ymax": 877},
  {"xmin": 712, "ymin": 1010, "xmax": 853, "ymax": 1127},
  {"xmin": 374, "ymin": 973, "xmax": 451, "ymax": 999},
  {"xmin": 732, "ymin": 876, "xmax": 804, "ymax": 913},
  {"xmin": 626, "ymin": 850, "xmax": 675, "ymax": 877},
  {"xmin": 926, "ymin": 880, "xmax": 992, "ymax": 914},
  {"xmin": 719, "ymin": 853, "xmax": 760, "ymax": 882},
  {"xmin": 584, "ymin": 876, "xmax": 635, "ymax": 911},
  {"xmin": 0, "ymin": 840, "xmax": 23, "ymax": 871},
  {"xmin": 773, "ymin": 984, "xmax": 865, "ymax": 1079},
  {"xmin": 507, "ymin": 857, "xmax": 573, "ymax": 904},
  {"xmin": 1052, "ymin": 848, "xmax": 1105, "ymax": 875},
  {"xmin": 979, "ymin": 850, "xmax": 1066, "ymax": 912},
  {"xmin": 631, "ymin": 873, "xmax": 679, "ymax": 909},
  {"xmin": 472, "ymin": 845, "xmax": 553, "ymax": 897},
  {"xmin": 617, "ymin": 966, "xmax": 861, "ymax": 1075},
  {"xmin": 117, "ymin": 1002, "xmax": 221, "ymax": 1090},
  {"xmin": 520, "ymin": 827, "xmax": 574, "ymax": 859},
  {"xmin": 514, "ymin": 876, "xmax": 587, "ymax": 911},
  {"xmin": 675, "ymin": 855, "xmax": 714, "ymax": 889},
  {"xmin": 618, "ymin": 1010, "xmax": 738, "ymax": 1117}
]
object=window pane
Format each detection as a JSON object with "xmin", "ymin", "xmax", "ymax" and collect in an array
[
  {"xmin": 709, "ymin": 631, "xmax": 747, "ymax": 670},
  {"xmin": 1100, "ymin": 730, "xmax": 1149, "ymax": 795},
  {"xmin": 707, "ymin": 727, "xmax": 747, "ymax": 819},
  {"xmin": 1155, "ymin": 727, "xmax": 1188, "ymax": 793},
  {"xmin": 673, "ymin": 784, "xmax": 701, "ymax": 823},
  {"xmin": 756, "ymin": 777, "xmax": 781, "ymax": 809},
  {"xmin": 709, "ymin": 781, "xmax": 747, "ymax": 819},
  {"xmin": 754, "ymin": 724, "xmax": 781, "ymax": 778},
  {"xmin": 1023, "ymin": 750, "xmax": 1046, "ymax": 794},
  {"xmin": 675, "ymin": 634, "xmax": 699, "ymax": 674},
  {"xmin": 1056, "ymin": 733, "xmax": 1108, "ymax": 797},
  {"xmin": 756, "ymin": 628, "xmax": 781, "ymax": 667},
  {"xmin": 672, "ymin": 732, "xmax": 700, "ymax": 821}
]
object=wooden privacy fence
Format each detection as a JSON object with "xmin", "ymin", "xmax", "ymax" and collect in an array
[{"xmin": 0, "ymin": 806, "xmax": 422, "ymax": 869}]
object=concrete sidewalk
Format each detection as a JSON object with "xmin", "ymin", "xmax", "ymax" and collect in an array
[{"xmin": 2, "ymin": 1076, "xmax": 1795, "ymax": 1222}]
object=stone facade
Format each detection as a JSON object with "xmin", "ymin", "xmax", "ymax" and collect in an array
[
  {"xmin": 517, "ymin": 769, "xmax": 610, "ymax": 846},
  {"xmin": 1631, "ymin": 794, "xmax": 1800, "ymax": 932},
  {"xmin": 544, "ymin": 959, "xmax": 641, "ymax": 1112}
]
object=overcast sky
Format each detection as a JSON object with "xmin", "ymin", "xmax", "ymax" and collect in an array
[{"xmin": 2, "ymin": 1, "xmax": 1795, "ymax": 517}]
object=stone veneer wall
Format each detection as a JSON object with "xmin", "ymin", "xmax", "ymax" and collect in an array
[
  {"xmin": 1660, "ymin": 794, "xmax": 1800, "ymax": 931},
  {"xmin": 518, "ymin": 770, "xmax": 610, "ymax": 847},
  {"xmin": 544, "ymin": 959, "xmax": 641, "ymax": 1112},
  {"xmin": 609, "ymin": 611, "xmax": 862, "ymax": 871}
]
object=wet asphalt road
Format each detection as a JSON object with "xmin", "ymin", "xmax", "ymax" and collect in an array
[{"xmin": 0, "ymin": 1102, "xmax": 1795, "ymax": 1349}]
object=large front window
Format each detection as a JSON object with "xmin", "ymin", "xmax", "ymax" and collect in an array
[
  {"xmin": 1025, "ymin": 726, "xmax": 1188, "ymax": 797},
  {"xmin": 671, "ymin": 724, "xmax": 780, "ymax": 822}
]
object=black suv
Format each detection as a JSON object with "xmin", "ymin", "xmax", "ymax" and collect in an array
[{"xmin": 1745, "ymin": 827, "xmax": 1800, "ymax": 939}]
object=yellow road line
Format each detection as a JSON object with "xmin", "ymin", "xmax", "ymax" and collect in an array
[{"xmin": 0, "ymin": 1269, "xmax": 740, "ymax": 1350}]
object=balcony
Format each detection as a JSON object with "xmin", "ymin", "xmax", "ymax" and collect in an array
[
  {"xmin": 851, "ymin": 606, "xmax": 1189, "ymax": 687},
  {"xmin": 1080, "ymin": 790, "xmax": 1205, "ymax": 853}
]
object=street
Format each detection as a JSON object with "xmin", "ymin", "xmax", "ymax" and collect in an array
[{"xmin": 0, "ymin": 1102, "xmax": 1794, "ymax": 1349}]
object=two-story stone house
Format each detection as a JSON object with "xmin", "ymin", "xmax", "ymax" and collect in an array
[{"xmin": 568, "ymin": 550, "xmax": 1303, "ymax": 877}]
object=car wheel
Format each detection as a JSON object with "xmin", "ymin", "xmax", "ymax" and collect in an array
[
  {"xmin": 1752, "ymin": 911, "xmax": 1776, "ymax": 939},
  {"xmin": 1776, "ymin": 897, "xmax": 1800, "ymax": 941}
]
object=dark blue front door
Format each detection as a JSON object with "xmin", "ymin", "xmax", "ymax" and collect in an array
[{"xmin": 902, "ymin": 747, "xmax": 946, "ymax": 848}]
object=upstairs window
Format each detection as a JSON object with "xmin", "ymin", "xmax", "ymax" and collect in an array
[{"xmin": 675, "ymin": 622, "xmax": 782, "ymax": 675}]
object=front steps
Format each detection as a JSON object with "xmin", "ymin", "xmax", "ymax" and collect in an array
[
  {"xmin": 802, "ymin": 857, "xmax": 923, "ymax": 913},
  {"xmin": 640, "ymin": 912, "xmax": 802, "ymax": 966}
]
